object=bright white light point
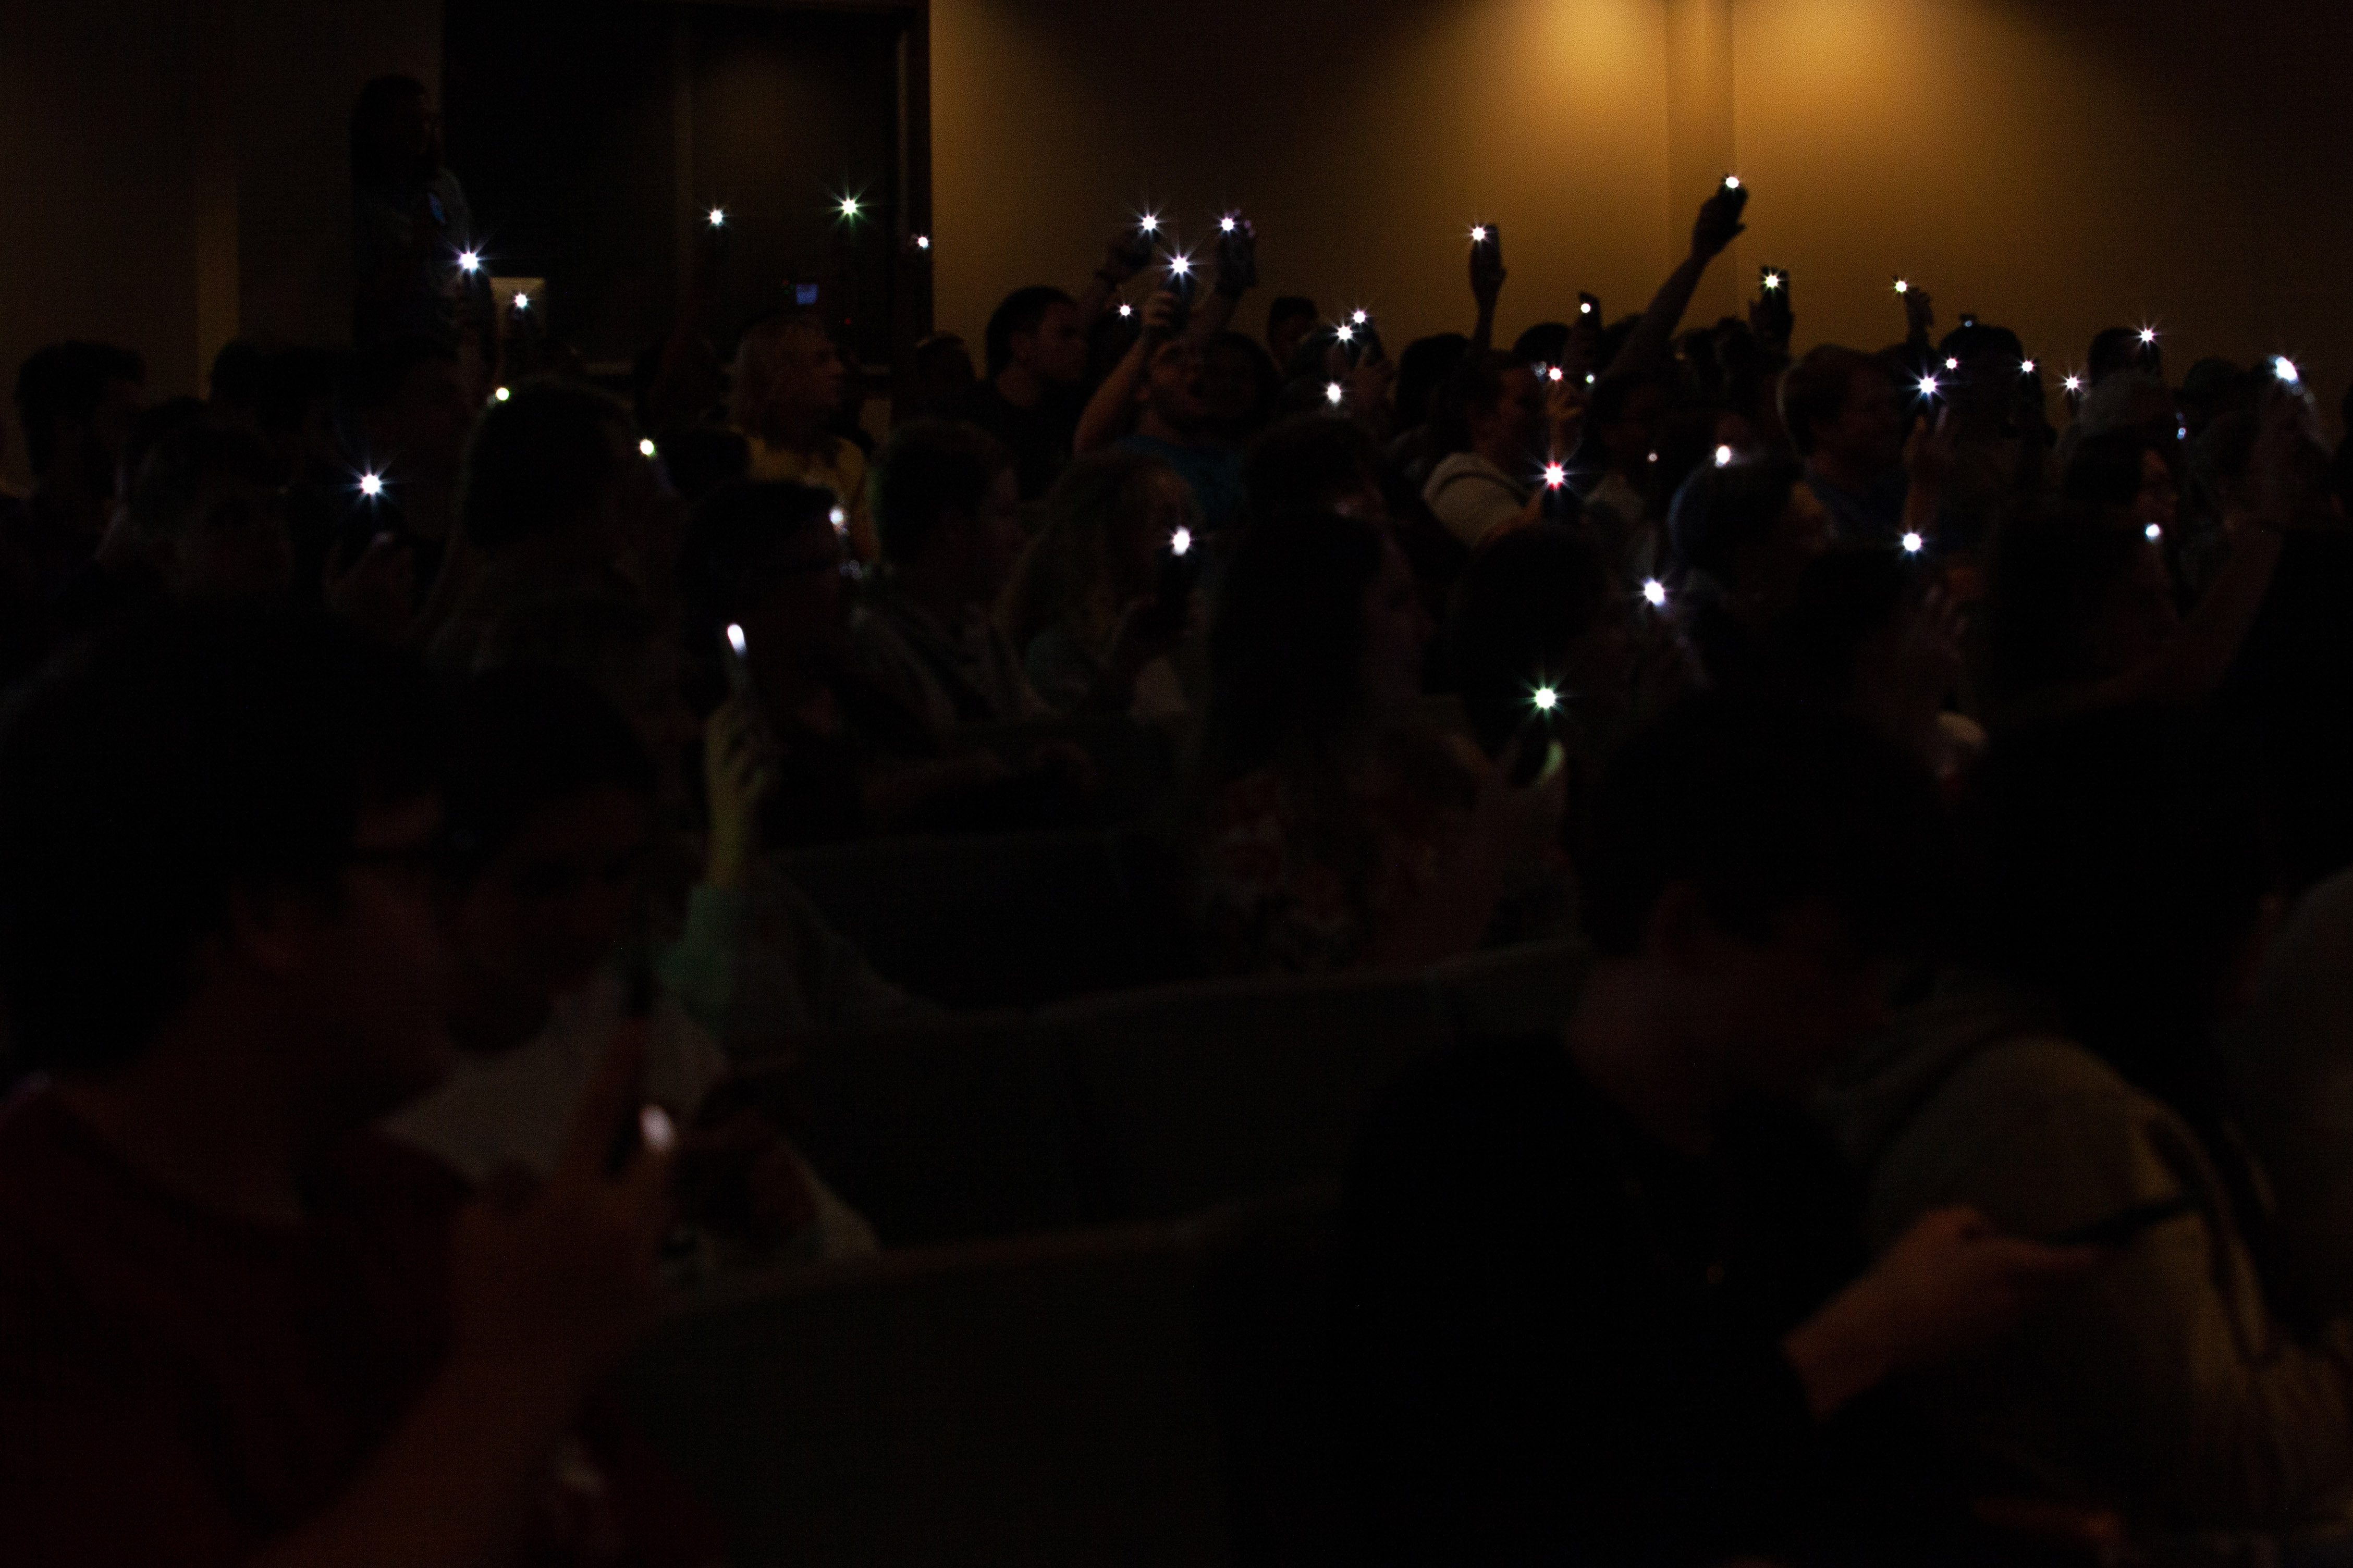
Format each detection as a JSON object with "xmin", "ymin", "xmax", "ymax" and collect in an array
[
  {"xmin": 829, "ymin": 506, "xmax": 847, "ymax": 533},
  {"xmin": 1643, "ymin": 579, "xmax": 1668, "ymax": 607},
  {"xmin": 1585, "ymin": 373, "xmax": 1596, "ymax": 386},
  {"xmin": 1762, "ymin": 274, "xmax": 1781, "ymax": 291},
  {"xmin": 1723, "ymin": 175, "xmax": 1741, "ymax": 189},
  {"xmin": 358, "ymin": 473, "xmax": 384, "ymax": 498},
  {"xmin": 2146, "ymin": 523, "xmax": 2163, "ymax": 541},
  {"xmin": 1714, "ymin": 445, "xmax": 1733, "ymax": 468},
  {"xmin": 2275, "ymin": 355, "xmax": 2300, "ymax": 384},
  {"xmin": 1168, "ymin": 255, "xmax": 1191, "ymax": 276},
  {"xmin": 639, "ymin": 438, "xmax": 657, "ymax": 458},
  {"xmin": 494, "ymin": 386, "xmax": 511, "ymax": 402},
  {"xmin": 1170, "ymin": 526, "xmax": 1193, "ymax": 557},
  {"xmin": 707, "ymin": 208, "xmax": 726, "ymax": 227},
  {"xmin": 916, "ymin": 235, "xmax": 931, "ymax": 250},
  {"xmin": 1894, "ymin": 279, "xmax": 1909, "ymax": 294},
  {"xmin": 726, "ymin": 623, "xmax": 747, "ymax": 658},
  {"xmin": 1944, "ymin": 357, "xmax": 1959, "ymax": 370},
  {"xmin": 1325, "ymin": 382, "xmax": 1345, "ymax": 406},
  {"xmin": 1542, "ymin": 462, "xmax": 1567, "ymax": 488},
  {"xmin": 1118, "ymin": 303, "xmax": 1133, "ymax": 318},
  {"xmin": 2020, "ymin": 359, "xmax": 2036, "ymax": 374},
  {"xmin": 1580, "ymin": 300, "xmax": 1594, "ymax": 313},
  {"xmin": 2063, "ymin": 375, "xmax": 2084, "ymax": 394},
  {"xmin": 1548, "ymin": 367, "xmax": 1564, "ymax": 382},
  {"xmin": 1139, "ymin": 214, "xmax": 1159, "ymax": 234},
  {"xmin": 2177, "ymin": 424, "xmax": 2188, "ymax": 440},
  {"xmin": 512, "ymin": 292, "xmax": 529, "ymax": 310},
  {"xmin": 1532, "ymin": 686, "xmax": 1559, "ymax": 712},
  {"xmin": 1469, "ymin": 226, "xmax": 1489, "ymax": 243},
  {"xmin": 640, "ymin": 1105, "xmax": 677, "ymax": 1154},
  {"xmin": 839, "ymin": 197, "xmax": 861, "ymax": 218},
  {"xmin": 2139, "ymin": 327, "xmax": 2158, "ymax": 345},
  {"xmin": 457, "ymin": 250, "xmax": 480, "ymax": 274},
  {"xmin": 1646, "ymin": 450, "xmax": 1658, "ymax": 463},
  {"xmin": 1219, "ymin": 216, "xmax": 1237, "ymax": 233},
  {"xmin": 1918, "ymin": 375, "xmax": 1940, "ymax": 398},
  {"xmin": 1902, "ymin": 531, "xmax": 1925, "ymax": 554},
  {"xmin": 1335, "ymin": 324, "xmax": 1355, "ymax": 344}
]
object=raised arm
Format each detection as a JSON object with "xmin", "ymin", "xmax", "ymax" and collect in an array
[
  {"xmin": 1468, "ymin": 224, "xmax": 1506, "ymax": 351},
  {"xmin": 1605, "ymin": 186, "xmax": 1746, "ymax": 380},
  {"xmin": 1186, "ymin": 218, "xmax": 1258, "ymax": 347},
  {"xmin": 1075, "ymin": 289, "xmax": 1178, "ymax": 454}
]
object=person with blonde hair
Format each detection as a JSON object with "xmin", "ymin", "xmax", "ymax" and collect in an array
[
  {"xmin": 999, "ymin": 447, "xmax": 1194, "ymax": 719},
  {"xmin": 729, "ymin": 310, "xmax": 875, "ymax": 560}
]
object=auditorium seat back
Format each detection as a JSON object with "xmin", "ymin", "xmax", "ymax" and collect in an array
[{"xmin": 621, "ymin": 1224, "xmax": 1238, "ymax": 1566}]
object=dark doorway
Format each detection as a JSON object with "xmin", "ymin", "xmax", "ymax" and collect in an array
[{"xmin": 442, "ymin": 0, "xmax": 929, "ymax": 372}]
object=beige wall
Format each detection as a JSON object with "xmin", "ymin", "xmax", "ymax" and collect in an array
[
  {"xmin": 930, "ymin": 0, "xmax": 1680, "ymax": 362},
  {"xmin": 1732, "ymin": 0, "xmax": 2353, "ymax": 417},
  {"xmin": 934, "ymin": 0, "xmax": 2353, "ymax": 426}
]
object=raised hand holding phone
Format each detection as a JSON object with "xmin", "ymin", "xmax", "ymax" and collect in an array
[
  {"xmin": 1468, "ymin": 223, "xmax": 1506, "ymax": 310},
  {"xmin": 1214, "ymin": 215, "xmax": 1259, "ymax": 298}
]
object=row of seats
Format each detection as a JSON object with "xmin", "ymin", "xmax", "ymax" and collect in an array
[
  {"xmin": 771, "ymin": 940, "xmax": 1588, "ymax": 1244},
  {"xmin": 621, "ymin": 1183, "xmax": 1346, "ymax": 1567},
  {"xmin": 794, "ymin": 698, "xmax": 1478, "ymax": 1010}
]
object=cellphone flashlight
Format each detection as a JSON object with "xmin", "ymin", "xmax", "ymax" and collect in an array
[
  {"xmin": 1335, "ymin": 324, "xmax": 1356, "ymax": 344},
  {"xmin": 1171, "ymin": 526, "xmax": 1194, "ymax": 557},
  {"xmin": 1761, "ymin": 271, "xmax": 1782, "ymax": 292},
  {"xmin": 1643, "ymin": 579, "xmax": 1668, "ymax": 608},
  {"xmin": 2020, "ymin": 359, "xmax": 2037, "ymax": 374},
  {"xmin": 916, "ymin": 234, "xmax": 932, "ymax": 250},
  {"xmin": 1542, "ymin": 462, "xmax": 1567, "ymax": 488},
  {"xmin": 829, "ymin": 506, "xmax": 848, "ymax": 534},
  {"xmin": 726, "ymin": 623, "xmax": 749, "ymax": 659},
  {"xmin": 1902, "ymin": 531, "xmax": 1924, "ymax": 554},
  {"xmin": 511, "ymin": 292, "xmax": 530, "ymax": 311},
  {"xmin": 1917, "ymin": 374, "xmax": 1941, "ymax": 398},
  {"xmin": 1351, "ymin": 310, "xmax": 1370, "ymax": 326},
  {"xmin": 1531, "ymin": 685, "xmax": 1559, "ymax": 712},
  {"xmin": 1326, "ymin": 382, "xmax": 1345, "ymax": 406},
  {"xmin": 494, "ymin": 386, "xmax": 511, "ymax": 402},
  {"xmin": 357, "ymin": 472, "xmax": 384, "ymax": 499},
  {"xmin": 838, "ymin": 196, "xmax": 862, "ymax": 219},
  {"xmin": 2146, "ymin": 523, "xmax": 2163, "ymax": 541},
  {"xmin": 1219, "ymin": 215, "xmax": 1237, "ymax": 233},
  {"xmin": 457, "ymin": 249, "xmax": 481, "ymax": 274},
  {"xmin": 1893, "ymin": 277, "xmax": 1909, "ymax": 295},
  {"xmin": 1721, "ymin": 175, "xmax": 1741, "ymax": 190},
  {"xmin": 707, "ymin": 208, "xmax": 726, "ymax": 228},
  {"xmin": 1714, "ymin": 445, "xmax": 1733, "ymax": 468},
  {"xmin": 1139, "ymin": 213, "xmax": 1160, "ymax": 235},
  {"xmin": 1469, "ymin": 225, "xmax": 1489, "ymax": 244},
  {"xmin": 639, "ymin": 438, "xmax": 657, "ymax": 458},
  {"xmin": 2062, "ymin": 374, "xmax": 2084, "ymax": 395},
  {"xmin": 1547, "ymin": 366, "xmax": 1564, "ymax": 383},
  {"xmin": 1118, "ymin": 303, "xmax": 1134, "ymax": 318},
  {"xmin": 2275, "ymin": 355, "xmax": 2300, "ymax": 384}
]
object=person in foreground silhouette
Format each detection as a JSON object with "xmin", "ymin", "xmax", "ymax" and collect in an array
[
  {"xmin": 0, "ymin": 608, "xmax": 718, "ymax": 1566},
  {"xmin": 1337, "ymin": 692, "xmax": 2100, "ymax": 1565}
]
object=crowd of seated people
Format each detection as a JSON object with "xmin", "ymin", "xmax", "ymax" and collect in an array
[{"xmin": 10, "ymin": 67, "xmax": 2353, "ymax": 1566}]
